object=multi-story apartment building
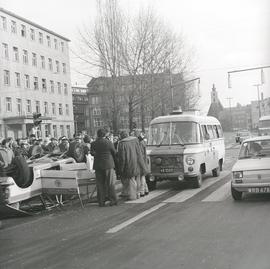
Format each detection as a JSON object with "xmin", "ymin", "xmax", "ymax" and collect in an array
[
  {"xmin": 0, "ymin": 8, "xmax": 74, "ymax": 139},
  {"xmin": 86, "ymin": 73, "xmax": 187, "ymax": 136},
  {"xmin": 72, "ymin": 86, "xmax": 88, "ymax": 134}
]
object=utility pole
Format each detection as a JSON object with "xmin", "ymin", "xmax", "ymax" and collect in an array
[
  {"xmin": 226, "ymin": 97, "xmax": 233, "ymax": 131},
  {"xmin": 253, "ymin": 84, "xmax": 262, "ymax": 119}
]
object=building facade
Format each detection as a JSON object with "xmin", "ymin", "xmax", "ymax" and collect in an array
[
  {"xmin": 250, "ymin": 96, "xmax": 270, "ymax": 129},
  {"xmin": 86, "ymin": 73, "xmax": 188, "ymax": 136},
  {"xmin": 72, "ymin": 86, "xmax": 88, "ymax": 134},
  {"xmin": 0, "ymin": 8, "xmax": 74, "ymax": 139}
]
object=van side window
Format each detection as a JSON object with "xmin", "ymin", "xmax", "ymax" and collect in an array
[
  {"xmin": 202, "ymin": 125, "xmax": 210, "ymax": 140},
  {"xmin": 213, "ymin": 125, "xmax": 220, "ymax": 138},
  {"xmin": 207, "ymin": 125, "xmax": 215, "ymax": 139},
  {"xmin": 217, "ymin": 125, "xmax": 223, "ymax": 138}
]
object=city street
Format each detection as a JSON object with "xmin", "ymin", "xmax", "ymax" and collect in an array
[{"xmin": 1, "ymin": 139, "xmax": 270, "ymax": 269}]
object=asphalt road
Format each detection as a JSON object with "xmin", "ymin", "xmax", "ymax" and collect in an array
[{"xmin": 1, "ymin": 142, "xmax": 270, "ymax": 269}]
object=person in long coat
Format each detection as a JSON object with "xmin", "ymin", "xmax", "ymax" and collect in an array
[
  {"xmin": 117, "ymin": 131, "xmax": 149, "ymax": 200},
  {"xmin": 90, "ymin": 128, "xmax": 118, "ymax": 206}
]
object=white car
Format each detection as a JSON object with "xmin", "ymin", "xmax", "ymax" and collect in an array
[{"xmin": 231, "ymin": 136, "xmax": 270, "ymax": 200}]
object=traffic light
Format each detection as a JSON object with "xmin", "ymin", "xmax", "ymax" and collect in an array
[{"xmin": 33, "ymin": 112, "xmax": 42, "ymax": 126}]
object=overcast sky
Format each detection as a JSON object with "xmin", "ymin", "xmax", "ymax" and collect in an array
[{"xmin": 1, "ymin": 0, "xmax": 269, "ymax": 113}]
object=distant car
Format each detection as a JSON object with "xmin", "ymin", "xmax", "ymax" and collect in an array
[
  {"xmin": 231, "ymin": 136, "xmax": 270, "ymax": 200},
  {"xmin": 237, "ymin": 131, "xmax": 252, "ymax": 144}
]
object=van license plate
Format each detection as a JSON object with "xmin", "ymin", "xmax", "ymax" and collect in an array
[
  {"xmin": 248, "ymin": 187, "xmax": 270, "ymax": 193},
  {"xmin": 160, "ymin": 168, "xmax": 174, "ymax": 173}
]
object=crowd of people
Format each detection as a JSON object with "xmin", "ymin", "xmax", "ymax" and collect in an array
[
  {"xmin": 90, "ymin": 128, "xmax": 149, "ymax": 207},
  {"xmin": 0, "ymin": 128, "xmax": 150, "ymax": 212}
]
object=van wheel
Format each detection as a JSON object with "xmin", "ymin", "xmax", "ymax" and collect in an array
[
  {"xmin": 146, "ymin": 177, "xmax": 157, "ymax": 191},
  {"xmin": 212, "ymin": 166, "xmax": 220, "ymax": 177},
  {"xmin": 231, "ymin": 185, "xmax": 242, "ymax": 201},
  {"xmin": 191, "ymin": 172, "xmax": 202, "ymax": 188}
]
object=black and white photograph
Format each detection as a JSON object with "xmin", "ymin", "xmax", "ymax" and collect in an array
[{"xmin": 0, "ymin": 0, "xmax": 270, "ymax": 268}]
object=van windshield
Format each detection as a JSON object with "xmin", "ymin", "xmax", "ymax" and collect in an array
[{"xmin": 148, "ymin": 121, "xmax": 200, "ymax": 146}]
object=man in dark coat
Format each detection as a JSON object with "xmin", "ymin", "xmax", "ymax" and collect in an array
[
  {"xmin": 90, "ymin": 128, "xmax": 118, "ymax": 207},
  {"xmin": 117, "ymin": 131, "xmax": 149, "ymax": 200}
]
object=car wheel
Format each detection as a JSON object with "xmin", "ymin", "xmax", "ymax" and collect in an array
[
  {"xmin": 212, "ymin": 166, "xmax": 220, "ymax": 177},
  {"xmin": 191, "ymin": 172, "xmax": 202, "ymax": 188},
  {"xmin": 231, "ymin": 185, "xmax": 242, "ymax": 201},
  {"xmin": 146, "ymin": 176, "xmax": 157, "ymax": 191}
]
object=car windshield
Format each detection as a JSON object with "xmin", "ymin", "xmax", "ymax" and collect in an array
[
  {"xmin": 148, "ymin": 121, "xmax": 200, "ymax": 146},
  {"xmin": 239, "ymin": 139, "xmax": 270, "ymax": 159}
]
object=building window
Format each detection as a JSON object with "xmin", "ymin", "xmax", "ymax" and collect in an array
[
  {"xmin": 1, "ymin": 16, "xmax": 7, "ymax": 31},
  {"xmin": 54, "ymin": 38, "xmax": 58, "ymax": 50},
  {"xmin": 52, "ymin": 103, "xmax": 56, "ymax": 115},
  {"xmin": 39, "ymin": 32, "xmax": 43, "ymax": 44},
  {"xmin": 21, "ymin": 24, "xmax": 26, "ymax": 37},
  {"xmin": 93, "ymin": 107, "xmax": 101, "ymax": 116},
  {"xmin": 44, "ymin": 101, "xmax": 49, "ymax": 115},
  {"xmin": 48, "ymin": 58, "xmax": 53, "ymax": 71},
  {"xmin": 46, "ymin": 36, "xmax": 51, "ymax": 47},
  {"xmin": 62, "ymin": 63, "xmax": 66, "ymax": 74},
  {"xmin": 34, "ymin": 77, "xmax": 39, "ymax": 90},
  {"xmin": 41, "ymin": 56, "xmax": 45, "ymax": 69},
  {"xmin": 15, "ymin": 72, "xmax": 21, "ymax": 87},
  {"xmin": 56, "ymin": 61, "xmax": 60, "ymax": 73},
  {"xmin": 23, "ymin": 50, "xmax": 28, "ymax": 64},
  {"xmin": 44, "ymin": 124, "xmax": 49, "ymax": 137},
  {"xmin": 24, "ymin": 74, "xmax": 30, "ymax": 88},
  {"xmin": 26, "ymin": 100, "xmax": 32, "ymax": 113},
  {"xmin": 61, "ymin": 41, "xmax": 65, "ymax": 52},
  {"xmin": 35, "ymin": 101, "xmax": 40, "ymax": 113},
  {"xmin": 65, "ymin": 104, "xmax": 69, "ymax": 115},
  {"xmin": 32, "ymin": 53, "xmax": 37, "ymax": 66},
  {"xmin": 50, "ymin": 80, "xmax": 54, "ymax": 93},
  {"xmin": 17, "ymin": 98, "xmax": 22, "ymax": 114},
  {"xmin": 4, "ymin": 70, "xmax": 10, "ymax": 85},
  {"xmin": 92, "ymin": 96, "xmax": 99, "ymax": 105},
  {"xmin": 64, "ymin": 83, "xmax": 68, "ymax": 95},
  {"xmin": 42, "ymin": 78, "xmax": 47, "ymax": 92},
  {"xmin": 13, "ymin": 47, "xmax": 19, "ymax": 62},
  {"xmin": 11, "ymin": 20, "xmax": 17, "ymax": 34},
  {"xmin": 66, "ymin": 125, "xmax": 71, "ymax": 138},
  {"xmin": 60, "ymin": 125, "xmax": 64, "ymax": 136},
  {"xmin": 57, "ymin": 82, "xmax": 61, "ymax": 94},
  {"xmin": 94, "ymin": 118, "xmax": 102, "ymax": 127},
  {"xmin": 53, "ymin": 125, "xmax": 57, "ymax": 138},
  {"xmin": 59, "ymin": 104, "xmax": 63, "ymax": 115},
  {"xmin": 6, "ymin": 97, "xmax": 12, "ymax": 112},
  {"xmin": 30, "ymin": 28, "xmax": 35, "ymax": 41},
  {"xmin": 2, "ymin": 43, "xmax": 9, "ymax": 59}
]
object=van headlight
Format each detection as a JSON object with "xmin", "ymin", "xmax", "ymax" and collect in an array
[
  {"xmin": 233, "ymin": 171, "xmax": 243, "ymax": 179},
  {"xmin": 185, "ymin": 156, "xmax": 195, "ymax": 165}
]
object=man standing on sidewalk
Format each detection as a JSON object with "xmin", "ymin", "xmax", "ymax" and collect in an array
[{"xmin": 90, "ymin": 128, "xmax": 118, "ymax": 207}]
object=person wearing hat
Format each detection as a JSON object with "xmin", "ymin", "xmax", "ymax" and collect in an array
[
  {"xmin": 59, "ymin": 136, "xmax": 69, "ymax": 153},
  {"xmin": 0, "ymin": 138, "xmax": 14, "ymax": 169},
  {"xmin": 45, "ymin": 137, "xmax": 60, "ymax": 154},
  {"xmin": 29, "ymin": 138, "xmax": 44, "ymax": 158}
]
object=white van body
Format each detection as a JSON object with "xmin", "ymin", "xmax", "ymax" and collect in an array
[{"xmin": 146, "ymin": 112, "xmax": 225, "ymax": 188}]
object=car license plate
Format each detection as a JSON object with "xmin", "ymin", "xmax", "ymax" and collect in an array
[
  {"xmin": 160, "ymin": 168, "xmax": 174, "ymax": 173},
  {"xmin": 248, "ymin": 187, "xmax": 270, "ymax": 193}
]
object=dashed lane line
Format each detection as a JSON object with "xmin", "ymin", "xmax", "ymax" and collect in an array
[
  {"xmin": 202, "ymin": 181, "xmax": 231, "ymax": 202},
  {"xmin": 162, "ymin": 170, "xmax": 230, "ymax": 203},
  {"xmin": 106, "ymin": 202, "xmax": 166, "ymax": 233}
]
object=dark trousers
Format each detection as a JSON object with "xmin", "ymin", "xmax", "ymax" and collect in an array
[{"xmin": 95, "ymin": 168, "xmax": 117, "ymax": 206}]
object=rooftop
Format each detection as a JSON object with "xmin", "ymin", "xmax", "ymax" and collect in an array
[{"xmin": 0, "ymin": 7, "xmax": 70, "ymax": 42}]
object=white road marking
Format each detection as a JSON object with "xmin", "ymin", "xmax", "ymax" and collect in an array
[
  {"xmin": 202, "ymin": 181, "xmax": 231, "ymax": 202},
  {"xmin": 163, "ymin": 171, "xmax": 230, "ymax": 203},
  {"xmin": 125, "ymin": 190, "xmax": 170, "ymax": 204},
  {"xmin": 106, "ymin": 202, "xmax": 166, "ymax": 233}
]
